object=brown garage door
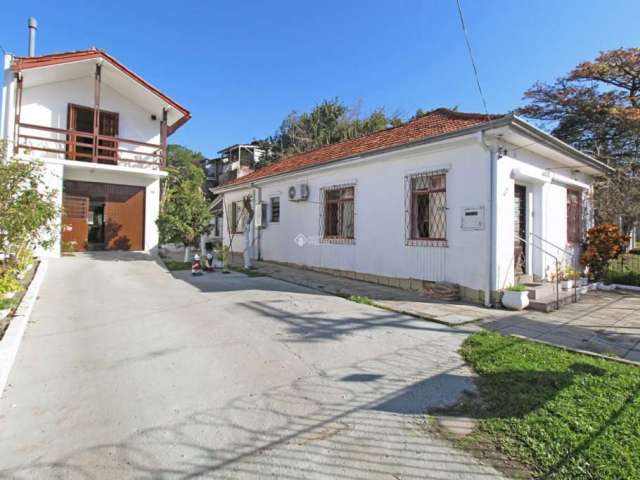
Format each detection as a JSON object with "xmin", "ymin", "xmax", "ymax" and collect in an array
[{"xmin": 62, "ymin": 181, "xmax": 145, "ymax": 251}]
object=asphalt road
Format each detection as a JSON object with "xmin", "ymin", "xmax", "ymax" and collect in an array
[{"xmin": 0, "ymin": 252, "xmax": 503, "ymax": 479}]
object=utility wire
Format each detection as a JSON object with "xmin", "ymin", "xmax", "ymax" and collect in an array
[{"xmin": 455, "ymin": 0, "xmax": 489, "ymax": 116}]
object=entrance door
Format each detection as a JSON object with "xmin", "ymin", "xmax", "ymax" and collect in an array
[{"xmin": 514, "ymin": 184, "xmax": 527, "ymax": 275}]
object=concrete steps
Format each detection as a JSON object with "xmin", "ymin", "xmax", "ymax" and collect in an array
[{"xmin": 520, "ymin": 282, "xmax": 580, "ymax": 313}]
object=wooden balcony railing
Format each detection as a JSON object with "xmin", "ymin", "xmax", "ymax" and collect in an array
[{"xmin": 15, "ymin": 122, "xmax": 165, "ymax": 168}]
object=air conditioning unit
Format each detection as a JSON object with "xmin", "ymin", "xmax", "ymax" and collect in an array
[{"xmin": 288, "ymin": 184, "xmax": 310, "ymax": 202}]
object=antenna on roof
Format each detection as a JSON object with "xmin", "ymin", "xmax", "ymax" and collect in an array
[{"xmin": 28, "ymin": 17, "xmax": 37, "ymax": 57}]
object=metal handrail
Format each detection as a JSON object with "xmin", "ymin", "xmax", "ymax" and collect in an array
[
  {"xmin": 529, "ymin": 232, "xmax": 578, "ymax": 303},
  {"xmin": 516, "ymin": 234, "xmax": 560, "ymax": 310}
]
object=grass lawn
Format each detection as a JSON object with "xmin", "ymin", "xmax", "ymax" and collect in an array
[{"xmin": 451, "ymin": 331, "xmax": 640, "ymax": 479}]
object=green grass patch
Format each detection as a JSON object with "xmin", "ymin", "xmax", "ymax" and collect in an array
[
  {"xmin": 452, "ymin": 331, "xmax": 640, "ymax": 479},
  {"xmin": 229, "ymin": 266, "xmax": 267, "ymax": 277},
  {"xmin": 349, "ymin": 295, "xmax": 375, "ymax": 306},
  {"xmin": 163, "ymin": 260, "xmax": 192, "ymax": 271},
  {"xmin": 0, "ymin": 296, "xmax": 16, "ymax": 310}
]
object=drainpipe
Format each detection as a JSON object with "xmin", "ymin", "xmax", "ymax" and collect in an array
[
  {"xmin": 252, "ymin": 183, "xmax": 262, "ymax": 261},
  {"xmin": 481, "ymin": 131, "xmax": 498, "ymax": 306}
]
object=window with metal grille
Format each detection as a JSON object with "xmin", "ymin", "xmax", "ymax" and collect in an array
[
  {"xmin": 321, "ymin": 185, "xmax": 355, "ymax": 242},
  {"xmin": 567, "ymin": 189, "xmax": 581, "ymax": 244},
  {"xmin": 270, "ymin": 196, "xmax": 280, "ymax": 223},
  {"xmin": 405, "ymin": 171, "xmax": 447, "ymax": 246},
  {"xmin": 231, "ymin": 201, "xmax": 246, "ymax": 234}
]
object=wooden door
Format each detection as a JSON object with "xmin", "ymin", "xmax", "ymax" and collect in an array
[
  {"xmin": 62, "ymin": 194, "xmax": 89, "ymax": 252},
  {"xmin": 67, "ymin": 104, "xmax": 119, "ymax": 163},
  {"xmin": 104, "ymin": 185, "xmax": 145, "ymax": 251},
  {"xmin": 98, "ymin": 111, "xmax": 119, "ymax": 164},
  {"xmin": 514, "ymin": 184, "xmax": 527, "ymax": 275}
]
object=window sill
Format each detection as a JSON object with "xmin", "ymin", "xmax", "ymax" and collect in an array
[
  {"xmin": 320, "ymin": 237, "xmax": 355, "ymax": 245},
  {"xmin": 406, "ymin": 238, "xmax": 448, "ymax": 247}
]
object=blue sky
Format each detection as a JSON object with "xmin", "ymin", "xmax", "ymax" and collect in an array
[{"xmin": 1, "ymin": 1, "xmax": 637, "ymax": 157}]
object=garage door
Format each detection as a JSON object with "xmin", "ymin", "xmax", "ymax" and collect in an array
[{"xmin": 62, "ymin": 181, "xmax": 145, "ymax": 251}]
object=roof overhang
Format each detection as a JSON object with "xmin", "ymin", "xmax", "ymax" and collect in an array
[
  {"xmin": 213, "ymin": 115, "xmax": 612, "ymax": 195},
  {"xmin": 12, "ymin": 50, "xmax": 190, "ymax": 134},
  {"xmin": 484, "ymin": 116, "xmax": 613, "ymax": 177}
]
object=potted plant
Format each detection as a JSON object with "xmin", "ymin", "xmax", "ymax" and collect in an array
[
  {"xmin": 502, "ymin": 285, "xmax": 530, "ymax": 310},
  {"xmin": 560, "ymin": 267, "xmax": 579, "ymax": 290}
]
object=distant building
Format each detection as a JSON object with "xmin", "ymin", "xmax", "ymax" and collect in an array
[{"xmin": 201, "ymin": 144, "xmax": 265, "ymax": 244}]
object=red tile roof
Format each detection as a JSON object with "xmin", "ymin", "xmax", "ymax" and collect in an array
[
  {"xmin": 225, "ymin": 108, "xmax": 503, "ymax": 187},
  {"xmin": 12, "ymin": 48, "xmax": 190, "ymax": 133}
]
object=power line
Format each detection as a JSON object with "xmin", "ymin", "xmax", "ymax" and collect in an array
[{"xmin": 455, "ymin": 0, "xmax": 489, "ymax": 116}]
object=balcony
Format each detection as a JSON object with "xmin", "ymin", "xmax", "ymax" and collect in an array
[{"xmin": 15, "ymin": 122, "xmax": 165, "ymax": 170}]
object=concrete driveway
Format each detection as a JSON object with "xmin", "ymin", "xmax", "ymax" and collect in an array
[{"xmin": 0, "ymin": 253, "xmax": 502, "ymax": 479}]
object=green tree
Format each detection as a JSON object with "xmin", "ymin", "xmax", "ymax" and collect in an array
[
  {"xmin": 0, "ymin": 160, "xmax": 59, "ymax": 291},
  {"xmin": 517, "ymin": 48, "xmax": 640, "ymax": 234},
  {"xmin": 256, "ymin": 99, "xmax": 404, "ymax": 167},
  {"xmin": 157, "ymin": 145, "xmax": 211, "ymax": 261}
]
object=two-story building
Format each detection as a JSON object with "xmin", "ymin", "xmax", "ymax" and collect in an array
[
  {"xmin": 201, "ymin": 143, "xmax": 264, "ymax": 244},
  {"xmin": 0, "ymin": 48, "xmax": 190, "ymax": 256}
]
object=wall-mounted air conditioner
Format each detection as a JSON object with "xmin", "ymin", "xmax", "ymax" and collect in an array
[{"xmin": 288, "ymin": 184, "xmax": 309, "ymax": 202}]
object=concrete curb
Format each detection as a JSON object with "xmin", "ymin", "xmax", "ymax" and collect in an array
[{"xmin": 0, "ymin": 260, "xmax": 48, "ymax": 397}]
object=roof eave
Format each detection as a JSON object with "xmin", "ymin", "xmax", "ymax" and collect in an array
[
  {"xmin": 212, "ymin": 115, "xmax": 611, "ymax": 195},
  {"xmin": 508, "ymin": 117, "xmax": 613, "ymax": 174},
  {"xmin": 12, "ymin": 50, "xmax": 191, "ymax": 129},
  {"xmin": 212, "ymin": 118, "xmax": 511, "ymax": 194}
]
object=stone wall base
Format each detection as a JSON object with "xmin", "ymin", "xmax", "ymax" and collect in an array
[{"xmin": 261, "ymin": 259, "xmax": 488, "ymax": 305}]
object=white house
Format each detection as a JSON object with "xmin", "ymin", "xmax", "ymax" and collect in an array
[
  {"xmin": 0, "ymin": 47, "xmax": 190, "ymax": 256},
  {"xmin": 213, "ymin": 109, "xmax": 611, "ymax": 306}
]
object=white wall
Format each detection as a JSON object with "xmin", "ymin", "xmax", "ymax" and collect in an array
[
  {"xmin": 35, "ymin": 162, "xmax": 64, "ymax": 258},
  {"xmin": 223, "ymin": 137, "xmax": 492, "ymax": 292},
  {"xmin": 494, "ymin": 147, "xmax": 594, "ymax": 289},
  {"xmin": 18, "ymin": 76, "xmax": 161, "ymax": 163}
]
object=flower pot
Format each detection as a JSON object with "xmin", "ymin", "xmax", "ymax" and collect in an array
[
  {"xmin": 502, "ymin": 290, "xmax": 529, "ymax": 311},
  {"xmin": 561, "ymin": 279, "xmax": 574, "ymax": 291}
]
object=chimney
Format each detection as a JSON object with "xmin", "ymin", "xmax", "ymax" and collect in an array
[{"xmin": 28, "ymin": 17, "xmax": 37, "ymax": 57}]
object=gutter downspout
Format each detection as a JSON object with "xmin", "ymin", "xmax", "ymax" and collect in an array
[
  {"xmin": 481, "ymin": 131, "xmax": 498, "ymax": 307},
  {"xmin": 253, "ymin": 183, "xmax": 262, "ymax": 261}
]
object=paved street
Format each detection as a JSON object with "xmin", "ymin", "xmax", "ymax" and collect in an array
[{"xmin": 0, "ymin": 253, "xmax": 502, "ymax": 479}]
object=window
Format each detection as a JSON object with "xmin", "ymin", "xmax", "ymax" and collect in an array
[
  {"xmin": 270, "ymin": 196, "xmax": 280, "ymax": 223},
  {"xmin": 567, "ymin": 189, "xmax": 582, "ymax": 244},
  {"xmin": 231, "ymin": 201, "xmax": 247, "ymax": 234},
  {"xmin": 321, "ymin": 185, "xmax": 355, "ymax": 241},
  {"xmin": 405, "ymin": 171, "xmax": 447, "ymax": 245}
]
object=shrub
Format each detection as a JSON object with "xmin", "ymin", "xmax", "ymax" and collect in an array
[
  {"xmin": 0, "ymin": 161, "xmax": 59, "ymax": 267},
  {"xmin": 581, "ymin": 224, "xmax": 628, "ymax": 280},
  {"xmin": 606, "ymin": 269, "xmax": 640, "ymax": 286}
]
